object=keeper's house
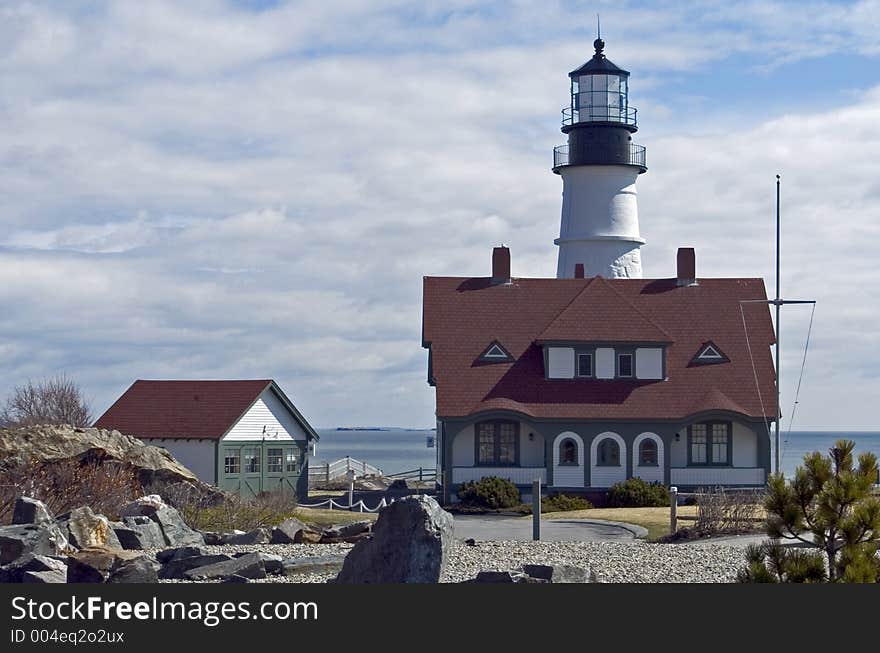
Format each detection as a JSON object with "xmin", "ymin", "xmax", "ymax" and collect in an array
[
  {"xmin": 95, "ymin": 379, "xmax": 318, "ymax": 498},
  {"xmin": 422, "ymin": 247, "xmax": 777, "ymax": 503}
]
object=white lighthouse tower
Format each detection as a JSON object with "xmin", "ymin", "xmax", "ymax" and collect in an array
[{"xmin": 553, "ymin": 36, "xmax": 647, "ymax": 278}]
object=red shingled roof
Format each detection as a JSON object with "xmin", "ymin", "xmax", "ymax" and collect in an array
[
  {"xmin": 94, "ymin": 380, "xmax": 273, "ymax": 440},
  {"xmin": 422, "ymin": 276, "xmax": 776, "ymax": 421}
]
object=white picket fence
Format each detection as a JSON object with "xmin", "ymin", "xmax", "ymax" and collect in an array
[{"xmin": 308, "ymin": 456, "xmax": 383, "ymax": 487}]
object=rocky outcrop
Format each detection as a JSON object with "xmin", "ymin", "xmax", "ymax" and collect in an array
[
  {"xmin": 335, "ymin": 495, "xmax": 453, "ymax": 583},
  {"xmin": 0, "ymin": 425, "xmax": 221, "ymax": 499}
]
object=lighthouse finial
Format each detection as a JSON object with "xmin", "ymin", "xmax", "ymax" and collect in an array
[
  {"xmin": 597, "ymin": 14, "xmax": 600, "ymax": 39},
  {"xmin": 594, "ymin": 14, "xmax": 605, "ymax": 56}
]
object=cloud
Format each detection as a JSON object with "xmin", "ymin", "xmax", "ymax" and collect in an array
[{"xmin": 0, "ymin": 1, "xmax": 878, "ymax": 428}]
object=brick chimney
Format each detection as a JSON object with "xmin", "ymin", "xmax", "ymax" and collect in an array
[
  {"xmin": 574, "ymin": 263, "xmax": 585, "ymax": 279},
  {"xmin": 676, "ymin": 247, "xmax": 696, "ymax": 286},
  {"xmin": 492, "ymin": 246, "xmax": 511, "ymax": 284}
]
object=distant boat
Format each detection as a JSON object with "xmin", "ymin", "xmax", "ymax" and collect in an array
[{"xmin": 426, "ymin": 435, "xmax": 435, "ymax": 448}]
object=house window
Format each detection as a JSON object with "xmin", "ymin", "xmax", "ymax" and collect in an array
[
  {"xmin": 560, "ymin": 438, "xmax": 578, "ymax": 465},
  {"xmin": 476, "ymin": 421, "xmax": 519, "ymax": 466},
  {"xmin": 577, "ymin": 353, "xmax": 593, "ymax": 377},
  {"xmin": 689, "ymin": 422, "xmax": 730, "ymax": 465},
  {"xmin": 224, "ymin": 449, "xmax": 240, "ymax": 475},
  {"xmin": 285, "ymin": 449, "xmax": 298, "ymax": 473},
  {"xmin": 617, "ymin": 353, "xmax": 633, "ymax": 378},
  {"xmin": 267, "ymin": 448, "xmax": 283, "ymax": 473},
  {"xmin": 639, "ymin": 439, "xmax": 658, "ymax": 466},
  {"xmin": 597, "ymin": 438, "xmax": 620, "ymax": 466},
  {"xmin": 244, "ymin": 447, "xmax": 260, "ymax": 473}
]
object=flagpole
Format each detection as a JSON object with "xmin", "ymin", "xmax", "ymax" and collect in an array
[{"xmin": 775, "ymin": 174, "xmax": 781, "ymax": 475}]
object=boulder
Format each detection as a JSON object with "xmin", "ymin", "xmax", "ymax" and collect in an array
[
  {"xmin": 156, "ymin": 546, "xmax": 208, "ymax": 563},
  {"xmin": 322, "ymin": 521, "xmax": 372, "ymax": 540},
  {"xmin": 335, "ymin": 495, "xmax": 453, "ymax": 584},
  {"xmin": 521, "ymin": 564, "xmax": 594, "ymax": 583},
  {"xmin": 184, "ymin": 552, "xmax": 266, "ymax": 581},
  {"xmin": 472, "ymin": 571, "xmax": 531, "ymax": 583},
  {"xmin": 67, "ymin": 546, "xmax": 157, "ymax": 583},
  {"xmin": 0, "ymin": 524, "xmax": 69, "ymax": 565},
  {"xmin": 12, "ymin": 497, "xmax": 54, "ymax": 525},
  {"xmin": 0, "ymin": 553, "xmax": 67, "ymax": 583},
  {"xmin": 220, "ymin": 528, "xmax": 269, "ymax": 545},
  {"xmin": 113, "ymin": 517, "xmax": 166, "ymax": 550},
  {"xmin": 294, "ymin": 529, "xmax": 323, "ymax": 544},
  {"xmin": 282, "ymin": 554, "xmax": 346, "ymax": 577},
  {"xmin": 202, "ymin": 532, "xmax": 223, "ymax": 545},
  {"xmin": 221, "ymin": 574, "xmax": 251, "ymax": 584},
  {"xmin": 119, "ymin": 497, "xmax": 204, "ymax": 547},
  {"xmin": 60, "ymin": 507, "xmax": 122, "ymax": 550},
  {"xmin": 22, "ymin": 569, "xmax": 67, "ymax": 583},
  {"xmin": 159, "ymin": 554, "xmax": 234, "ymax": 580},
  {"xmin": 256, "ymin": 553, "xmax": 283, "ymax": 575},
  {"xmin": 270, "ymin": 518, "xmax": 313, "ymax": 544}
]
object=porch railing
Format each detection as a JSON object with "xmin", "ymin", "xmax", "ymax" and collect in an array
[
  {"xmin": 670, "ymin": 467, "xmax": 765, "ymax": 486},
  {"xmin": 452, "ymin": 466, "xmax": 546, "ymax": 485}
]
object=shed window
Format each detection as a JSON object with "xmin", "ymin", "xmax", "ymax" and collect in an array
[
  {"xmin": 476, "ymin": 421, "xmax": 519, "ymax": 466},
  {"xmin": 597, "ymin": 438, "xmax": 620, "ymax": 467},
  {"xmin": 267, "ymin": 448, "xmax": 283, "ymax": 473},
  {"xmin": 224, "ymin": 449, "xmax": 240, "ymax": 475},
  {"xmin": 560, "ymin": 438, "xmax": 578, "ymax": 465},
  {"xmin": 577, "ymin": 353, "xmax": 593, "ymax": 377},
  {"xmin": 244, "ymin": 448, "xmax": 260, "ymax": 473},
  {"xmin": 639, "ymin": 439, "xmax": 658, "ymax": 466},
  {"xmin": 285, "ymin": 449, "xmax": 298, "ymax": 473},
  {"xmin": 617, "ymin": 353, "xmax": 633, "ymax": 378}
]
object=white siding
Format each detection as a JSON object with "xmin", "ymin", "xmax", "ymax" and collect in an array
[
  {"xmin": 732, "ymin": 423, "xmax": 758, "ymax": 467},
  {"xmin": 632, "ymin": 432, "xmax": 664, "ymax": 484},
  {"xmin": 144, "ymin": 439, "xmax": 216, "ymax": 485},
  {"xmin": 671, "ymin": 467, "xmax": 765, "ymax": 486},
  {"xmin": 595, "ymin": 347, "xmax": 615, "ymax": 379},
  {"xmin": 222, "ymin": 389, "xmax": 308, "ymax": 442},
  {"xmin": 635, "ymin": 347, "xmax": 663, "ymax": 380},
  {"xmin": 548, "ymin": 347, "xmax": 575, "ymax": 379},
  {"xmin": 452, "ymin": 425, "xmax": 474, "ymax": 466},
  {"xmin": 453, "ymin": 467, "xmax": 545, "ymax": 485},
  {"xmin": 552, "ymin": 431, "xmax": 585, "ymax": 488},
  {"xmin": 590, "ymin": 432, "xmax": 627, "ymax": 487}
]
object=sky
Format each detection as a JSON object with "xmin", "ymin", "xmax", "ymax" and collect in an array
[{"xmin": 1, "ymin": 0, "xmax": 879, "ymax": 430}]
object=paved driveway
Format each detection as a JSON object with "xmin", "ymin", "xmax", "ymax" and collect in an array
[{"xmin": 452, "ymin": 515, "xmax": 647, "ymax": 542}]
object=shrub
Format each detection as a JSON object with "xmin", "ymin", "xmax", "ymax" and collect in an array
[
  {"xmin": 457, "ymin": 476, "xmax": 521, "ymax": 509},
  {"xmin": 155, "ymin": 484, "xmax": 298, "ymax": 533},
  {"xmin": 542, "ymin": 493, "xmax": 593, "ymax": 512},
  {"xmin": 694, "ymin": 486, "xmax": 763, "ymax": 535},
  {"xmin": 606, "ymin": 477, "xmax": 669, "ymax": 507}
]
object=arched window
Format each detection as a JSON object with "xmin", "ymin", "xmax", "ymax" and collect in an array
[
  {"xmin": 639, "ymin": 439, "xmax": 658, "ymax": 466},
  {"xmin": 559, "ymin": 438, "xmax": 578, "ymax": 466},
  {"xmin": 597, "ymin": 438, "xmax": 620, "ymax": 467}
]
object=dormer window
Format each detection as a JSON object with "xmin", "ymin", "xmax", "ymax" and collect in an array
[
  {"xmin": 690, "ymin": 341, "xmax": 729, "ymax": 366},
  {"xmin": 577, "ymin": 352, "xmax": 593, "ymax": 377},
  {"xmin": 479, "ymin": 341, "xmax": 513, "ymax": 363},
  {"xmin": 617, "ymin": 352, "xmax": 633, "ymax": 378}
]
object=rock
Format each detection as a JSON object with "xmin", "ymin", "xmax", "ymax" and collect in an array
[
  {"xmin": 282, "ymin": 555, "xmax": 347, "ymax": 577},
  {"xmin": 184, "ymin": 552, "xmax": 266, "ymax": 581},
  {"xmin": 120, "ymin": 497, "xmax": 204, "ymax": 547},
  {"xmin": 60, "ymin": 507, "xmax": 122, "ymax": 550},
  {"xmin": 156, "ymin": 546, "xmax": 208, "ymax": 563},
  {"xmin": 521, "ymin": 564, "xmax": 593, "ymax": 583},
  {"xmin": 335, "ymin": 495, "xmax": 453, "ymax": 584},
  {"xmin": 472, "ymin": 571, "xmax": 530, "ymax": 583},
  {"xmin": 159, "ymin": 554, "xmax": 234, "ymax": 580},
  {"xmin": 12, "ymin": 497, "xmax": 54, "ymax": 525},
  {"xmin": 294, "ymin": 529, "xmax": 323, "ymax": 544},
  {"xmin": 320, "ymin": 532, "xmax": 372, "ymax": 544},
  {"xmin": 67, "ymin": 546, "xmax": 156, "ymax": 583},
  {"xmin": 322, "ymin": 521, "xmax": 372, "ymax": 540},
  {"xmin": 222, "ymin": 574, "xmax": 251, "ymax": 583},
  {"xmin": 203, "ymin": 532, "xmax": 223, "ymax": 545},
  {"xmin": 0, "ymin": 426, "xmax": 221, "ymax": 499},
  {"xmin": 464, "ymin": 538, "xmax": 477, "ymax": 547},
  {"xmin": 0, "ymin": 524, "xmax": 69, "ymax": 565},
  {"xmin": 257, "ymin": 553, "xmax": 283, "ymax": 575},
  {"xmin": 270, "ymin": 518, "xmax": 313, "ymax": 544},
  {"xmin": 113, "ymin": 518, "xmax": 166, "ymax": 550},
  {"xmin": 22, "ymin": 569, "xmax": 67, "ymax": 583},
  {"xmin": 0, "ymin": 554, "xmax": 67, "ymax": 583},
  {"xmin": 220, "ymin": 528, "xmax": 269, "ymax": 545}
]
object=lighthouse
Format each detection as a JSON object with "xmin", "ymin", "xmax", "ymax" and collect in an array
[{"xmin": 553, "ymin": 36, "xmax": 647, "ymax": 279}]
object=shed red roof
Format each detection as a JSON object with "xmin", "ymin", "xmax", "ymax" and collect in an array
[
  {"xmin": 94, "ymin": 380, "xmax": 273, "ymax": 440},
  {"xmin": 422, "ymin": 276, "xmax": 776, "ymax": 422}
]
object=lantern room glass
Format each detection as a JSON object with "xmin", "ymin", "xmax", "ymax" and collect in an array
[{"xmin": 571, "ymin": 73, "xmax": 628, "ymax": 123}]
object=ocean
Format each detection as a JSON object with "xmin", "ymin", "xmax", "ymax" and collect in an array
[{"xmin": 314, "ymin": 428, "xmax": 880, "ymax": 479}]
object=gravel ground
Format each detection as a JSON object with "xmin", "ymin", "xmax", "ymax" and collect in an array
[{"xmin": 150, "ymin": 540, "xmax": 747, "ymax": 583}]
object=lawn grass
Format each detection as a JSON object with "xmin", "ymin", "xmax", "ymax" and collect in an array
[{"xmin": 541, "ymin": 506, "xmax": 700, "ymax": 541}]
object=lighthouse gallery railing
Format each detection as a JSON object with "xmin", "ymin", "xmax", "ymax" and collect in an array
[{"xmin": 553, "ymin": 143, "xmax": 646, "ymax": 169}]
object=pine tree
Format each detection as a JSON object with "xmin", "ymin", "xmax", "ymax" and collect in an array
[{"xmin": 738, "ymin": 439, "xmax": 880, "ymax": 583}]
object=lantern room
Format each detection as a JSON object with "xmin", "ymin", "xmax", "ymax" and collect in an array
[{"xmin": 564, "ymin": 38, "xmax": 636, "ymax": 128}]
